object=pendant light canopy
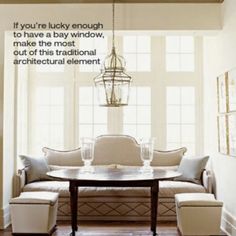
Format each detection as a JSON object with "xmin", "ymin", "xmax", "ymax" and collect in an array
[{"xmin": 94, "ymin": 0, "xmax": 132, "ymax": 107}]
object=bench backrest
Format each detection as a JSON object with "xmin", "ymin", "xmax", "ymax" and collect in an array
[{"xmin": 42, "ymin": 135, "xmax": 187, "ymax": 167}]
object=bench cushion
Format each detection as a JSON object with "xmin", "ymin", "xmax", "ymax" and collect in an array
[{"xmin": 23, "ymin": 180, "xmax": 206, "ymax": 198}]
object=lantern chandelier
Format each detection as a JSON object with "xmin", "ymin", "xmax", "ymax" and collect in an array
[{"xmin": 93, "ymin": 0, "xmax": 132, "ymax": 107}]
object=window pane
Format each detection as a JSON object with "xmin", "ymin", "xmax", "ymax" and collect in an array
[
  {"xmin": 123, "ymin": 124, "xmax": 137, "ymax": 137},
  {"xmin": 51, "ymin": 88, "xmax": 64, "ymax": 105},
  {"xmin": 137, "ymin": 54, "xmax": 150, "ymax": 71},
  {"xmin": 182, "ymin": 125, "xmax": 195, "ymax": 143},
  {"xmin": 137, "ymin": 36, "xmax": 151, "ymax": 53},
  {"xmin": 166, "ymin": 54, "xmax": 180, "ymax": 71},
  {"xmin": 167, "ymin": 87, "xmax": 180, "ymax": 105},
  {"xmin": 167, "ymin": 106, "xmax": 180, "ymax": 123},
  {"xmin": 137, "ymin": 106, "xmax": 150, "ymax": 124},
  {"xmin": 137, "ymin": 125, "xmax": 151, "ymax": 138},
  {"xmin": 181, "ymin": 87, "xmax": 195, "ymax": 105},
  {"xmin": 166, "ymin": 36, "xmax": 180, "ymax": 53},
  {"xmin": 94, "ymin": 125, "xmax": 107, "ymax": 137},
  {"xmin": 124, "ymin": 54, "xmax": 137, "ymax": 71},
  {"xmin": 79, "ymin": 87, "xmax": 93, "ymax": 105},
  {"xmin": 36, "ymin": 125, "xmax": 49, "ymax": 142},
  {"xmin": 79, "ymin": 106, "xmax": 93, "ymax": 123},
  {"xmin": 79, "ymin": 124, "xmax": 93, "ymax": 138},
  {"xmin": 50, "ymin": 125, "xmax": 64, "ymax": 145},
  {"xmin": 167, "ymin": 125, "xmax": 180, "ymax": 142},
  {"xmin": 36, "ymin": 88, "xmax": 50, "ymax": 105},
  {"xmin": 50, "ymin": 106, "xmax": 64, "ymax": 124},
  {"xmin": 137, "ymin": 87, "xmax": 151, "ymax": 105},
  {"xmin": 180, "ymin": 54, "xmax": 194, "ymax": 71},
  {"xmin": 180, "ymin": 36, "xmax": 194, "ymax": 53},
  {"xmin": 181, "ymin": 106, "xmax": 195, "ymax": 123},
  {"xmin": 123, "ymin": 106, "xmax": 137, "ymax": 124},
  {"xmin": 123, "ymin": 36, "xmax": 136, "ymax": 53},
  {"xmin": 36, "ymin": 106, "xmax": 50, "ymax": 124},
  {"xmin": 129, "ymin": 87, "xmax": 137, "ymax": 105},
  {"xmin": 94, "ymin": 106, "xmax": 107, "ymax": 123},
  {"xmin": 94, "ymin": 88, "xmax": 102, "ymax": 105}
]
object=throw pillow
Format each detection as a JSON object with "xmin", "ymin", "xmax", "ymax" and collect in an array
[
  {"xmin": 152, "ymin": 147, "xmax": 187, "ymax": 166},
  {"xmin": 42, "ymin": 147, "xmax": 83, "ymax": 166},
  {"xmin": 19, "ymin": 155, "xmax": 51, "ymax": 183},
  {"xmin": 175, "ymin": 156, "xmax": 209, "ymax": 184}
]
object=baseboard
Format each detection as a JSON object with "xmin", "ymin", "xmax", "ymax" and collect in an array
[
  {"xmin": 0, "ymin": 204, "xmax": 11, "ymax": 229},
  {"xmin": 221, "ymin": 208, "xmax": 236, "ymax": 236}
]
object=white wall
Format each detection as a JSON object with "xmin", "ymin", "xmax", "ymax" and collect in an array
[{"xmin": 203, "ymin": 0, "xmax": 236, "ymax": 235}]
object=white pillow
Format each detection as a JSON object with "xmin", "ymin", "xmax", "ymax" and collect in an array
[
  {"xmin": 175, "ymin": 156, "xmax": 209, "ymax": 184},
  {"xmin": 42, "ymin": 147, "xmax": 83, "ymax": 166},
  {"xmin": 19, "ymin": 155, "xmax": 50, "ymax": 183},
  {"xmin": 152, "ymin": 147, "xmax": 187, "ymax": 166}
]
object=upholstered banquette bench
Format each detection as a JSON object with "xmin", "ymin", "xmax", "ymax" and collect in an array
[{"xmin": 15, "ymin": 135, "xmax": 212, "ymax": 221}]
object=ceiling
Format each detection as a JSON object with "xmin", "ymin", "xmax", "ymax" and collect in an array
[{"xmin": 0, "ymin": 0, "xmax": 224, "ymax": 3}]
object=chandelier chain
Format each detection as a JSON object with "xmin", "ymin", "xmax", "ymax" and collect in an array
[{"xmin": 112, "ymin": 0, "xmax": 115, "ymax": 48}]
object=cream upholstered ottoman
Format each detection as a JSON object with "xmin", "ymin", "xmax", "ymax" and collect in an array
[
  {"xmin": 10, "ymin": 191, "xmax": 59, "ymax": 235},
  {"xmin": 175, "ymin": 193, "xmax": 223, "ymax": 236}
]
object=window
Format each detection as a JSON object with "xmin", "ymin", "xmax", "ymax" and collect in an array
[
  {"xmin": 79, "ymin": 37, "xmax": 108, "ymax": 72},
  {"xmin": 31, "ymin": 87, "xmax": 65, "ymax": 154},
  {"xmin": 166, "ymin": 87, "xmax": 195, "ymax": 155},
  {"xmin": 78, "ymin": 87, "xmax": 107, "ymax": 142},
  {"xmin": 123, "ymin": 87, "xmax": 151, "ymax": 138},
  {"xmin": 14, "ymin": 34, "xmax": 201, "ymax": 158},
  {"xmin": 166, "ymin": 36, "xmax": 194, "ymax": 72},
  {"xmin": 123, "ymin": 36, "xmax": 151, "ymax": 72}
]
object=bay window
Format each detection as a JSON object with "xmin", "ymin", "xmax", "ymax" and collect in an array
[{"xmin": 16, "ymin": 33, "xmax": 202, "ymax": 157}]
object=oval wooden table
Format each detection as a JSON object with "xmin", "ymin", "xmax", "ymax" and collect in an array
[{"xmin": 47, "ymin": 166, "xmax": 181, "ymax": 236}]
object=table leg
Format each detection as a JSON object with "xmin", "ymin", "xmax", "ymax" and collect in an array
[
  {"xmin": 151, "ymin": 180, "xmax": 159, "ymax": 236},
  {"xmin": 69, "ymin": 181, "xmax": 78, "ymax": 236}
]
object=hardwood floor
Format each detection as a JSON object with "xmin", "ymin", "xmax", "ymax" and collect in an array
[{"xmin": 0, "ymin": 221, "xmax": 180, "ymax": 236}]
